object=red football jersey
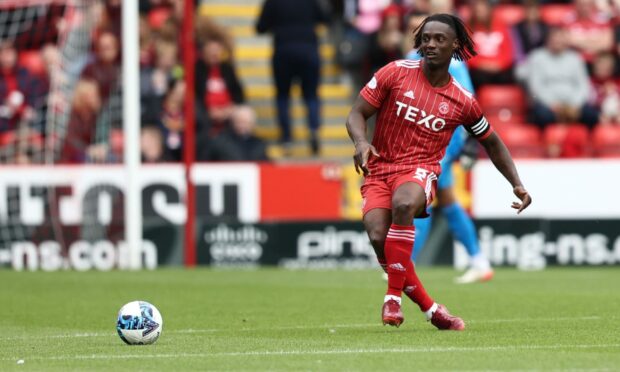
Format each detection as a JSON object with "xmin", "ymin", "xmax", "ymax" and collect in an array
[{"xmin": 360, "ymin": 59, "xmax": 492, "ymax": 180}]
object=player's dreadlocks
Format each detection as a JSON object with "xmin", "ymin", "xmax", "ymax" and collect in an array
[{"xmin": 413, "ymin": 13, "xmax": 477, "ymax": 61}]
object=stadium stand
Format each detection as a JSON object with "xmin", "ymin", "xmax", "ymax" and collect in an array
[
  {"xmin": 199, "ymin": 0, "xmax": 353, "ymax": 161},
  {"xmin": 477, "ymin": 85, "xmax": 527, "ymax": 124},
  {"xmin": 592, "ymin": 124, "xmax": 620, "ymax": 157},
  {"xmin": 544, "ymin": 123, "xmax": 591, "ymax": 158},
  {"xmin": 495, "ymin": 124, "xmax": 546, "ymax": 158},
  {"xmin": 540, "ymin": 4, "xmax": 575, "ymax": 25},
  {"xmin": 494, "ymin": 4, "xmax": 526, "ymax": 25},
  {"xmin": 2, "ymin": 0, "xmax": 618, "ymax": 163}
]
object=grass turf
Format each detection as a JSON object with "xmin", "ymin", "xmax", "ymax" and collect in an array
[{"xmin": 0, "ymin": 267, "xmax": 619, "ymax": 371}]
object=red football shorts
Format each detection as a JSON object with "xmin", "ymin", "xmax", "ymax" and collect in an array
[{"xmin": 361, "ymin": 167, "xmax": 438, "ymax": 217}]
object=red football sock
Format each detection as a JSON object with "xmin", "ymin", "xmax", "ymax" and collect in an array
[
  {"xmin": 379, "ymin": 232, "xmax": 435, "ymax": 312},
  {"xmin": 402, "ymin": 259, "xmax": 435, "ymax": 312},
  {"xmin": 384, "ymin": 224, "xmax": 415, "ymax": 298}
]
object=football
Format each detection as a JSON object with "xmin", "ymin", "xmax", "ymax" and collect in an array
[{"xmin": 116, "ymin": 301, "xmax": 163, "ymax": 345}]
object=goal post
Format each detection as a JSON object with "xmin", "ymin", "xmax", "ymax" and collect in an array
[{"xmin": 122, "ymin": 0, "xmax": 143, "ymax": 270}]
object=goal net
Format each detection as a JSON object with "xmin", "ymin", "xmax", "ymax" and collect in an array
[{"xmin": 0, "ymin": 0, "xmax": 149, "ymax": 271}]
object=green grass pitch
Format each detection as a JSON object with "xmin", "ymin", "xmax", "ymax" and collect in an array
[{"xmin": 1, "ymin": 267, "xmax": 619, "ymax": 371}]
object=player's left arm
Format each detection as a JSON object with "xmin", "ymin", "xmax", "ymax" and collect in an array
[
  {"xmin": 462, "ymin": 106, "xmax": 532, "ymax": 214},
  {"xmin": 478, "ymin": 132, "xmax": 532, "ymax": 214}
]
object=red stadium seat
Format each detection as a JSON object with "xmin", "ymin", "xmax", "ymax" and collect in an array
[
  {"xmin": 18, "ymin": 50, "xmax": 45, "ymax": 76},
  {"xmin": 478, "ymin": 85, "xmax": 527, "ymax": 121},
  {"xmin": 486, "ymin": 112, "xmax": 527, "ymax": 127},
  {"xmin": 496, "ymin": 124, "xmax": 545, "ymax": 158},
  {"xmin": 490, "ymin": 119, "xmax": 529, "ymax": 135},
  {"xmin": 148, "ymin": 7, "xmax": 172, "ymax": 29},
  {"xmin": 543, "ymin": 123, "xmax": 590, "ymax": 158},
  {"xmin": 457, "ymin": 5, "xmax": 525, "ymax": 25},
  {"xmin": 494, "ymin": 5, "xmax": 526, "ymax": 26},
  {"xmin": 592, "ymin": 125, "xmax": 620, "ymax": 158},
  {"xmin": 0, "ymin": 130, "xmax": 44, "ymax": 148},
  {"xmin": 540, "ymin": 4, "xmax": 574, "ymax": 25},
  {"xmin": 0, "ymin": 131, "xmax": 16, "ymax": 146}
]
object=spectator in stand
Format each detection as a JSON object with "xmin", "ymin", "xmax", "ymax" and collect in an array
[
  {"xmin": 0, "ymin": 40, "xmax": 43, "ymax": 163},
  {"xmin": 41, "ymin": 44, "xmax": 62, "ymax": 86},
  {"xmin": 591, "ymin": 52, "xmax": 620, "ymax": 124},
  {"xmin": 349, "ymin": 0, "xmax": 393, "ymax": 48},
  {"xmin": 523, "ymin": 27, "xmax": 599, "ymax": 129},
  {"xmin": 195, "ymin": 37, "xmax": 244, "ymax": 138},
  {"xmin": 366, "ymin": 4, "xmax": 404, "ymax": 79},
  {"xmin": 158, "ymin": 79, "xmax": 186, "ymax": 161},
  {"xmin": 593, "ymin": 0, "xmax": 619, "ymax": 18},
  {"xmin": 512, "ymin": 0, "xmax": 549, "ymax": 64},
  {"xmin": 412, "ymin": 0, "xmax": 431, "ymax": 13},
  {"xmin": 139, "ymin": 0, "xmax": 199, "ymax": 20},
  {"xmin": 563, "ymin": 0, "xmax": 613, "ymax": 68},
  {"xmin": 338, "ymin": 0, "xmax": 392, "ymax": 93},
  {"xmin": 402, "ymin": 12, "xmax": 428, "ymax": 55},
  {"xmin": 141, "ymin": 40, "xmax": 181, "ymax": 117},
  {"xmin": 60, "ymin": 79, "xmax": 105, "ymax": 163},
  {"xmin": 139, "ymin": 15, "xmax": 156, "ymax": 67},
  {"xmin": 199, "ymin": 105, "xmax": 269, "ymax": 162},
  {"xmin": 98, "ymin": 0, "xmax": 121, "ymax": 39},
  {"xmin": 467, "ymin": 0, "xmax": 515, "ymax": 88},
  {"xmin": 142, "ymin": 0, "xmax": 191, "ymax": 49},
  {"xmin": 140, "ymin": 121, "xmax": 172, "ymax": 163},
  {"xmin": 81, "ymin": 30, "xmax": 121, "ymax": 101},
  {"xmin": 28, "ymin": 44, "xmax": 62, "ymax": 154},
  {"xmin": 155, "ymin": 15, "xmax": 179, "ymax": 44},
  {"xmin": 256, "ymin": 0, "xmax": 329, "ymax": 155},
  {"xmin": 195, "ymin": 15, "xmax": 235, "ymax": 60}
]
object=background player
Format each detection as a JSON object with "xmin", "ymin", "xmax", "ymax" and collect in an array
[
  {"xmin": 346, "ymin": 14, "xmax": 532, "ymax": 330},
  {"xmin": 406, "ymin": 43, "xmax": 493, "ymax": 284}
]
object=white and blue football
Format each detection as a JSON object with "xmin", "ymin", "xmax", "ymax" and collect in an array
[{"xmin": 116, "ymin": 301, "xmax": 163, "ymax": 345}]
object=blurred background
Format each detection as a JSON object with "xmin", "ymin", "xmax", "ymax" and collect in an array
[{"xmin": 0, "ymin": 0, "xmax": 618, "ymax": 271}]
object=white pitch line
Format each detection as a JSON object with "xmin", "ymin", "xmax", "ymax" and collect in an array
[
  {"xmin": 0, "ymin": 316, "xmax": 605, "ymax": 341},
  {"xmin": 171, "ymin": 315, "xmax": 604, "ymax": 333},
  {"xmin": 3, "ymin": 344, "xmax": 620, "ymax": 362},
  {"xmin": 467, "ymin": 316, "xmax": 602, "ymax": 324}
]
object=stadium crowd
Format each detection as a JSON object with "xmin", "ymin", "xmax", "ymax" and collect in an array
[
  {"xmin": 0, "ymin": 0, "xmax": 619, "ymax": 164},
  {"xmin": 334, "ymin": 0, "xmax": 620, "ymax": 157}
]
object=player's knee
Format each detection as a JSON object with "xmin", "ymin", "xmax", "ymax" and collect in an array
[
  {"xmin": 392, "ymin": 200, "xmax": 414, "ymax": 214},
  {"xmin": 392, "ymin": 199, "xmax": 423, "ymax": 221},
  {"xmin": 367, "ymin": 229, "xmax": 386, "ymax": 254}
]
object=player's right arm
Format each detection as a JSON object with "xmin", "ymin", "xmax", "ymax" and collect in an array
[
  {"xmin": 346, "ymin": 95, "xmax": 379, "ymax": 176},
  {"xmin": 346, "ymin": 62, "xmax": 397, "ymax": 176}
]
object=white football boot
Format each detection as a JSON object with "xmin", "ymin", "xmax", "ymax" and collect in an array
[{"xmin": 454, "ymin": 267, "xmax": 494, "ymax": 284}]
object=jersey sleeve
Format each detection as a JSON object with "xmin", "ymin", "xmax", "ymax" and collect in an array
[
  {"xmin": 462, "ymin": 98, "xmax": 493, "ymax": 140},
  {"xmin": 359, "ymin": 62, "xmax": 396, "ymax": 108}
]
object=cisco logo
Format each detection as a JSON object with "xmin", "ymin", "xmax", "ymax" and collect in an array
[{"xmin": 204, "ymin": 224, "xmax": 267, "ymax": 266}]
